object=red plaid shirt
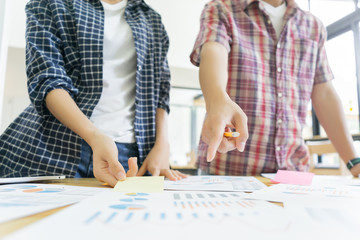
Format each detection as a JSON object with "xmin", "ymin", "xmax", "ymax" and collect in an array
[{"xmin": 190, "ymin": 0, "xmax": 334, "ymax": 175}]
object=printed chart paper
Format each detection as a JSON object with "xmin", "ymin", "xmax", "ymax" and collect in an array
[
  {"xmin": 4, "ymin": 191, "xmax": 292, "ymax": 240},
  {"xmin": 246, "ymin": 183, "xmax": 360, "ymax": 203},
  {"xmin": 164, "ymin": 175, "xmax": 267, "ymax": 192},
  {"xmin": 0, "ymin": 184, "xmax": 109, "ymax": 224}
]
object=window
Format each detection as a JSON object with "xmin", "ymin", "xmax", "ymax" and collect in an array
[
  {"xmin": 168, "ymin": 87, "xmax": 205, "ymax": 167},
  {"xmin": 325, "ymin": 31, "xmax": 359, "ymax": 134},
  {"xmin": 302, "ymin": 0, "xmax": 360, "ymax": 137},
  {"xmin": 309, "ymin": 1, "xmax": 355, "ymax": 26}
]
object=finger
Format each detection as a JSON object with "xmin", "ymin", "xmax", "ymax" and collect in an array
[
  {"xmin": 233, "ymin": 111, "xmax": 248, "ymax": 152},
  {"xmin": 217, "ymin": 137, "xmax": 237, "ymax": 153},
  {"xmin": 174, "ymin": 170, "xmax": 188, "ymax": 179},
  {"xmin": 93, "ymin": 168, "xmax": 119, "ymax": 187},
  {"xmin": 136, "ymin": 162, "xmax": 147, "ymax": 176},
  {"xmin": 171, "ymin": 170, "xmax": 187, "ymax": 180},
  {"xmin": 150, "ymin": 168, "xmax": 160, "ymax": 177},
  {"xmin": 206, "ymin": 128, "xmax": 224, "ymax": 162},
  {"xmin": 161, "ymin": 169, "xmax": 177, "ymax": 181},
  {"xmin": 126, "ymin": 157, "xmax": 138, "ymax": 177},
  {"xmin": 108, "ymin": 158, "xmax": 127, "ymax": 181}
]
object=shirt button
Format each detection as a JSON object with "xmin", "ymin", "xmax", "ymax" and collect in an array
[
  {"xmin": 276, "ymin": 146, "xmax": 281, "ymax": 151},
  {"xmin": 277, "ymin": 119, "xmax": 283, "ymax": 124},
  {"xmin": 277, "ymin": 67, "xmax": 282, "ymax": 73},
  {"xmin": 278, "ymin": 92, "xmax": 283, "ymax": 98},
  {"xmin": 267, "ymin": 19, "xmax": 272, "ymax": 25},
  {"xmin": 137, "ymin": 65, "xmax": 142, "ymax": 71},
  {"xmin": 277, "ymin": 43, "xmax": 281, "ymax": 49}
]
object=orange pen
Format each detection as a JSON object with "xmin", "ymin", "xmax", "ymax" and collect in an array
[{"xmin": 223, "ymin": 132, "xmax": 240, "ymax": 137}]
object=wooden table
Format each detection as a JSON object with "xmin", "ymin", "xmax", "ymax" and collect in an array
[{"xmin": 0, "ymin": 177, "xmax": 276, "ymax": 238}]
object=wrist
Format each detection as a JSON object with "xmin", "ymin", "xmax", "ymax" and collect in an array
[
  {"xmin": 83, "ymin": 128, "xmax": 105, "ymax": 148},
  {"xmin": 204, "ymin": 91, "xmax": 231, "ymax": 111},
  {"xmin": 346, "ymin": 157, "xmax": 360, "ymax": 170},
  {"xmin": 154, "ymin": 139, "xmax": 170, "ymax": 149}
]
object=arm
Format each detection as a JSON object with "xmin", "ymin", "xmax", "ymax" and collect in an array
[
  {"xmin": 199, "ymin": 42, "xmax": 248, "ymax": 162},
  {"xmin": 311, "ymin": 81, "xmax": 360, "ymax": 176},
  {"xmin": 46, "ymin": 89, "xmax": 138, "ymax": 186},
  {"xmin": 26, "ymin": 1, "xmax": 136, "ymax": 186}
]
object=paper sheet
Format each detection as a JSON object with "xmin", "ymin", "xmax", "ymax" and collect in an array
[
  {"xmin": 246, "ymin": 183, "xmax": 360, "ymax": 203},
  {"xmin": 164, "ymin": 175, "xmax": 267, "ymax": 192},
  {"xmin": 0, "ymin": 184, "xmax": 109, "ymax": 224},
  {"xmin": 5, "ymin": 191, "xmax": 292, "ymax": 240},
  {"xmin": 284, "ymin": 199, "xmax": 360, "ymax": 237},
  {"xmin": 113, "ymin": 176, "xmax": 164, "ymax": 193},
  {"xmin": 272, "ymin": 170, "xmax": 314, "ymax": 185}
]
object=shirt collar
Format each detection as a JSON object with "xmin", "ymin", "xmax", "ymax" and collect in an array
[
  {"xmin": 127, "ymin": 0, "xmax": 143, "ymax": 7},
  {"xmin": 240, "ymin": 0, "xmax": 298, "ymax": 18},
  {"xmin": 240, "ymin": 0, "xmax": 298, "ymax": 10}
]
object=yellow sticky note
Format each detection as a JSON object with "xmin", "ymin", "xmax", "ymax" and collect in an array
[{"xmin": 113, "ymin": 176, "xmax": 164, "ymax": 193}]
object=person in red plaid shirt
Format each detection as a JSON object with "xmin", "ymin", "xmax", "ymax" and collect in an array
[{"xmin": 190, "ymin": 0, "xmax": 360, "ymax": 177}]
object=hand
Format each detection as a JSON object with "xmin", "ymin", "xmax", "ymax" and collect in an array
[
  {"xmin": 137, "ymin": 142, "xmax": 187, "ymax": 180},
  {"xmin": 350, "ymin": 163, "xmax": 360, "ymax": 177},
  {"xmin": 202, "ymin": 95, "xmax": 248, "ymax": 162},
  {"xmin": 90, "ymin": 131, "xmax": 138, "ymax": 187}
]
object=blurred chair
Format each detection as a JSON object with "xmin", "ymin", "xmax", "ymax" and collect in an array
[{"xmin": 306, "ymin": 140, "xmax": 351, "ymax": 175}]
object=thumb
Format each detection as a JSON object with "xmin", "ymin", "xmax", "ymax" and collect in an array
[
  {"xmin": 108, "ymin": 158, "xmax": 126, "ymax": 180},
  {"xmin": 233, "ymin": 111, "xmax": 248, "ymax": 152},
  {"xmin": 126, "ymin": 157, "xmax": 138, "ymax": 177}
]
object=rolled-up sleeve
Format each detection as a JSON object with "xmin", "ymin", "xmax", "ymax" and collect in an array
[
  {"xmin": 313, "ymin": 19, "xmax": 334, "ymax": 85},
  {"xmin": 190, "ymin": 2, "xmax": 232, "ymax": 67},
  {"xmin": 25, "ymin": 0, "xmax": 79, "ymax": 117},
  {"xmin": 157, "ymin": 23, "xmax": 170, "ymax": 114}
]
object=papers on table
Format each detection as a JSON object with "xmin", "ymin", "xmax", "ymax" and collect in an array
[
  {"xmin": 246, "ymin": 183, "xmax": 360, "ymax": 203},
  {"xmin": 4, "ymin": 191, "xmax": 291, "ymax": 240},
  {"xmin": 3, "ymin": 174, "xmax": 360, "ymax": 240},
  {"xmin": 164, "ymin": 175, "xmax": 267, "ymax": 192},
  {"xmin": 0, "ymin": 184, "xmax": 109, "ymax": 224}
]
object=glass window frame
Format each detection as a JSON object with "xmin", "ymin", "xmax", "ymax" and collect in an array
[{"xmin": 310, "ymin": 1, "xmax": 360, "ymax": 139}]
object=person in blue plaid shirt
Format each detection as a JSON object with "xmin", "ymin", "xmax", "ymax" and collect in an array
[{"xmin": 0, "ymin": 0, "xmax": 187, "ymax": 186}]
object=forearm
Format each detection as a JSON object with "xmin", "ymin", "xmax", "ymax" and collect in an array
[
  {"xmin": 199, "ymin": 42, "xmax": 230, "ymax": 110},
  {"xmin": 154, "ymin": 108, "xmax": 169, "ymax": 147},
  {"xmin": 45, "ymin": 89, "xmax": 98, "ymax": 146},
  {"xmin": 312, "ymin": 82, "xmax": 357, "ymax": 162}
]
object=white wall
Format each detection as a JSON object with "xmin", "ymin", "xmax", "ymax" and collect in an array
[
  {"xmin": 0, "ymin": 0, "xmax": 208, "ymax": 132},
  {"xmin": 6, "ymin": 0, "xmax": 208, "ymax": 70},
  {"xmin": 0, "ymin": 0, "xmax": 10, "ymax": 126}
]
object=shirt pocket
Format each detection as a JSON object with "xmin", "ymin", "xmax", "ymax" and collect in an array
[
  {"xmin": 293, "ymin": 38, "xmax": 318, "ymax": 84},
  {"xmin": 292, "ymin": 39, "xmax": 318, "ymax": 106}
]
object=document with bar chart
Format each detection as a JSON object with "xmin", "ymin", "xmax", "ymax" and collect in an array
[
  {"xmin": 247, "ymin": 183, "xmax": 360, "ymax": 203},
  {"xmin": 164, "ymin": 175, "xmax": 267, "ymax": 192},
  {"xmin": 0, "ymin": 184, "xmax": 109, "ymax": 224},
  {"xmin": 5, "ymin": 191, "xmax": 291, "ymax": 240}
]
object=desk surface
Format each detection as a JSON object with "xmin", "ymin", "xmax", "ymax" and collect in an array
[{"xmin": 0, "ymin": 177, "xmax": 275, "ymax": 238}]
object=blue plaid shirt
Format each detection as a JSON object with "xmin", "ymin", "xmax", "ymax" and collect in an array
[{"xmin": 0, "ymin": 0, "xmax": 170, "ymax": 177}]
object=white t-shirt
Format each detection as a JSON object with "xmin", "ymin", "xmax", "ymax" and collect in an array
[
  {"xmin": 90, "ymin": 0, "xmax": 137, "ymax": 143},
  {"xmin": 262, "ymin": 1, "xmax": 287, "ymax": 39}
]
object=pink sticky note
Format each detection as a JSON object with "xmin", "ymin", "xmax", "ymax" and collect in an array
[{"xmin": 271, "ymin": 170, "xmax": 314, "ymax": 186}]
